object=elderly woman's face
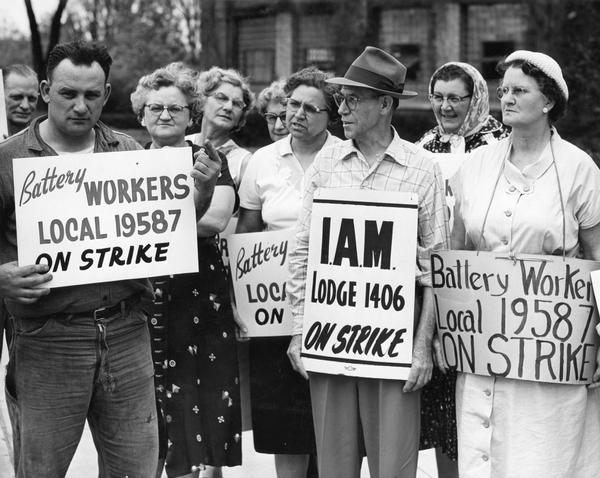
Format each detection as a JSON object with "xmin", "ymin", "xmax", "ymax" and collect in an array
[
  {"xmin": 143, "ymin": 86, "xmax": 191, "ymax": 147},
  {"xmin": 431, "ymin": 78, "xmax": 471, "ymax": 134},
  {"xmin": 500, "ymin": 66, "xmax": 550, "ymax": 129},
  {"xmin": 203, "ymin": 82, "xmax": 245, "ymax": 133},
  {"xmin": 265, "ymin": 99, "xmax": 288, "ymax": 142},
  {"xmin": 286, "ymin": 85, "xmax": 330, "ymax": 143}
]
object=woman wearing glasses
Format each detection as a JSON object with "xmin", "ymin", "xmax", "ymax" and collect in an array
[
  {"xmin": 417, "ymin": 62, "xmax": 508, "ymax": 154},
  {"xmin": 131, "ymin": 63, "xmax": 241, "ymax": 478},
  {"xmin": 187, "ymin": 67, "xmax": 254, "ymax": 188},
  {"xmin": 257, "ymin": 79, "xmax": 289, "ymax": 142},
  {"xmin": 452, "ymin": 51, "xmax": 600, "ymax": 477},
  {"xmin": 237, "ymin": 66, "xmax": 341, "ymax": 478},
  {"xmin": 416, "ymin": 62, "xmax": 509, "ymax": 478}
]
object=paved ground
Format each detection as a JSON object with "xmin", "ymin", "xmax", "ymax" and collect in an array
[{"xmin": 0, "ymin": 336, "xmax": 438, "ymax": 477}]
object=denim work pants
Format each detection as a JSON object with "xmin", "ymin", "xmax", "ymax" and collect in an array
[{"xmin": 5, "ymin": 307, "xmax": 158, "ymax": 478}]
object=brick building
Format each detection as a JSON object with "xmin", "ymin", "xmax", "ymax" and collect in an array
[{"xmin": 203, "ymin": 0, "xmax": 533, "ymax": 108}]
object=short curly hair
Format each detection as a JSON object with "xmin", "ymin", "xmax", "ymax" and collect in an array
[
  {"xmin": 196, "ymin": 66, "xmax": 255, "ymax": 131},
  {"xmin": 497, "ymin": 59, "xmax": 567, "ymax": 123},
  {"xmin": 284, "ymin": 66, "xmax": 341, "ymax": 123},
  {"xmin": 256, "ymin": 79, "xmax": 287, "ymax": 115},
  {"xmin": 130, "ymin": 62, "xmax": 201, "ymax": 123},
  {"xmin": 47, "ymin": 40, "xmax": 112, "ymax": 82}
]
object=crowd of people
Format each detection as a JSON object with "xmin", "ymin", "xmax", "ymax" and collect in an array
[{"xmin": 1, "ymin": 38, "xmax": 599, "ymax": 478}]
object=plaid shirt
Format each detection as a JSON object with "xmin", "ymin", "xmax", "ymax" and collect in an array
[{"xmin": 287, "ymin": 128, "xmax": 449, "ymax": 335}]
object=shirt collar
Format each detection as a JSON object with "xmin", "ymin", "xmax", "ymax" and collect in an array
[
  {"xmin": 280, "ymin": 131, "xmax": 338, "ymax": 157},
  {"xmin": 503, "ymin": 128, "xmax": 559, "ymax": 190},
  {"xmin": 340, "ymin": 127, "xmax": 411, "ymax": 166},
  {"xmin": 23, "ymin": 116, "xmax": 121, "ymax": 153},
  {"xmin": 279, "ymin": 134, "xmax": 294, "ymax": 157}
]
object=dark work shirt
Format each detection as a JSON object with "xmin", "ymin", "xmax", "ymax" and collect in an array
[{"xmin": 0, "ymin": 116, "xmax": 153, "ymax": 318}]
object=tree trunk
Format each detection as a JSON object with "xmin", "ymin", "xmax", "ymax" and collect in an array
[
  {"xmin": 24, "ymin": 0, "xmax": 69, "ymax": 80},
  {"xmin": 24, "ymin": 0, "xmax": 43, "ymax": 78},
  {"xmin": 47, "ymin": 0, "xmax": 69, "ymax": 70}
]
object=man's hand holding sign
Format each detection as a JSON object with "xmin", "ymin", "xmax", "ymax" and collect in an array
[
  {"xmin": 289, "ymin": 188, "xmax": 423, "ymax": 382},
  {"xmin": 12, "ymin": 147, "xmax": 208, "ymax": 288}
]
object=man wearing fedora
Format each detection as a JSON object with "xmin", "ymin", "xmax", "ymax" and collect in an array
[{"xmin": 286, "ymin": 46, "xmax": 448, "ymax": 477}]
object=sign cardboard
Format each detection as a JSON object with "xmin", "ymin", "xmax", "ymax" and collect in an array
[
  {"xmin": 228, "ymin": 228, "xmax": 295, "ymax": 337},
  {"xmin": 301, "ymin": 188, "xmax": 419, "ymax": 380},
  {"xmin": 432, "ymin": 250, "xmax": 600, "ymax": 384},
  {"xmin": 430, "ymin": 152, "xmax": 468, "ymax": 230},
  {"xmin": 13, "ymin": 148, "xmax": 199, "ymax": 287}
]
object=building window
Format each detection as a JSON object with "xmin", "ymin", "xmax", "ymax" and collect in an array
[
  {"xmin": 481, "ymin": 41, "xmax": 515, "ymax": 79},
  {"xmin": 389, "ymin": 44, "xmax": 420, "ymax": 81},
  {"xmin": 305, "ymin": 48, "xmax": 335, "ymax": 73},
  {"xmin": 242, "ymin": 49, "xmax": 274, "ymax": 83}
]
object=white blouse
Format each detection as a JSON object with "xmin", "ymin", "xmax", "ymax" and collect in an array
[
  {"xmin": 452, "ymin": 131, "xmax": 600, "ymax": 478},
  {"xmin": 238, "ymin": 133, "xmax": 340, "ymax": 231}
]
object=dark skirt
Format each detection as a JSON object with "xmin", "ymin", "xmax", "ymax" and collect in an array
[
  {"xmin": 249, "ymin": 336, "xmax": 316, "ymax": 454},
  {"xmin": 419, "ymin": 367, "xmax": 458, "ymax": 461}
]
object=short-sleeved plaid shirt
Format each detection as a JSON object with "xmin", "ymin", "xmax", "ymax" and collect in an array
[{"xmin": 287, "ymin": 128, "xmax": 449, "ymax": 334}]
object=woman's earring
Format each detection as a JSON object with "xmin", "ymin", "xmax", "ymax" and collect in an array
[{"xmin": 542, "ymin": 107, "xmax": 549, "ymax": 114}]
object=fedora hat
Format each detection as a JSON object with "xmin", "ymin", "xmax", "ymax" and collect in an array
[{"xmin": 326, "ymin": 46, "xmax": 417, "ymax": 99}]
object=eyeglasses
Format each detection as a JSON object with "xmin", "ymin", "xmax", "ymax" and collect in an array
[
  {"xmin": 145, "ymin": 103, "xmax": 190, "ymax": 117},
  {"xmin": 264, "ymin": 112, "xmax": 287, "ymax": 124},
  {"xmin": 496, "ymin": 86, "xmax": 529, "ymax": 99},
  {"xmin": 211, "ymin": 92, "xmax": 246, "ymax": 110},
  {"xmin": 333, "ymin": 92, "xmax": 363, "ymax": 111},
  {"xmin": 285, "ymin": 98, "xmax": 329, "ymax": 115},
  {"xmin": 428, "ymin": 94, "xmax": 471, "ymax": 106}
]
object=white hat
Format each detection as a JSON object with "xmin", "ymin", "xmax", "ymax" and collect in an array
[{"xmin": 504, "ymin": 50, "xmax": 568, "ymax": 101}]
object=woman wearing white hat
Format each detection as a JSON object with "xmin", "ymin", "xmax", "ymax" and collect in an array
[{"xmin": 451, "ymin": 50, "xmax": 600, "ymax": 477}]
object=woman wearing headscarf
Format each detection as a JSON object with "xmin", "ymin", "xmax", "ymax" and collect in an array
[
  {"xmin": 417, "ymin": 62, "xmax": 509, "ymax": 478},
  {"xmin": 452, "ymin": 51, "xmax": 600, "ymax": 478},
  {"xmin": 131, "ymin": 63, "xmax": 241, "ymax": 478},
  {"xmin": 187, "ymin": 67, "xmax": 255, "ymax": 188},
  {"xmin": 417, "ymin": 62, "xmax": 509, "ymax": 154}
]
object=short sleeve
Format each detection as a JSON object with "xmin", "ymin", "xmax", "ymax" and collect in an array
[{"xmin": 573, "ymin": 153, "xmax": 600, "ymax": 229}]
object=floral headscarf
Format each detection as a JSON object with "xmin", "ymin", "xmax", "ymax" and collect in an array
[{"xmin": 429, "ymin": 62, "xmax": 490, "ymax": 150}]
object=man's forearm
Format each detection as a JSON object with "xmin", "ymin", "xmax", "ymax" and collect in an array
[{"xmin": 414, "ymin": 286, "xmax": 435, "ymax": 347}]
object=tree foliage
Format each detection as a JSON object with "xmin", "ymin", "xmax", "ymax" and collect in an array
[
  {"xmin": 528, "ymin": 0, "xmax": 600, "ymax": 160},
  {"xmin": 63, "ymin": 0, "xmax": 204, "ymax": 115}
]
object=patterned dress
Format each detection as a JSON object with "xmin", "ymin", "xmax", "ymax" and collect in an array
[
  {"xmin": 147, "ymin": 142, "xmax": 241, "ymax": 476},
  {"xmin": 417, "ymin": 115, "xmax": 508, "ymax": 155}
]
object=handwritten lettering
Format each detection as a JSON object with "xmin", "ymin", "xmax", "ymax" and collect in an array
[
  {"xmin": 235, "ymin": 239, "xmax": 288, "ymax": 279},
  {"xmin": 19, "ymin": 167, "xmax": 87, "ymax": 206}
]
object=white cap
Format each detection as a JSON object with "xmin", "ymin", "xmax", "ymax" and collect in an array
[{"xmin": 504, "ymin": 50, "xmax": 568, "ymax": 101}]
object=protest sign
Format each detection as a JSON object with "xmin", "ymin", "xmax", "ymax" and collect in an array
[
  {"xmin": 432, "ymin": 250, "xmax": 600, "ymax": 384},
  {"xmin": 228, "ymin": 228, "xmax": 295, "ymax": 337},
  {"xmin": 301, "ymin": 188, "xmax": 418, "ymax": 380},
  {"xmin": 218, "ymin": 216, "xmax": 238, "ymax": 274},
  {"xmin": 429, "ymin": 152, "xmax": 467, "ymax": 230},
  {"xmin": 0, "ymin": 70, "xmax": 8, "ymax": 140},
  {"xmin": 13, "ymin": 148, "xmax": 199, "ymax": 287}
]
